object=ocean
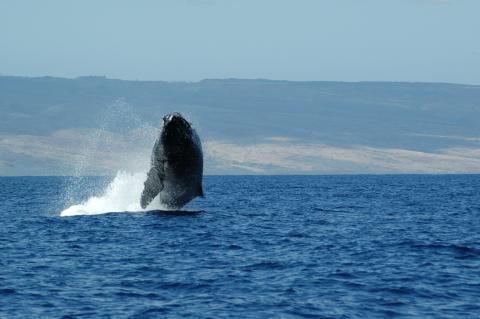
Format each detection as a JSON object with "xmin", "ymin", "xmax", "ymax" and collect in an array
[{"xmin": 1, "ymin": 174, "xmax": 480, "ymax": 318}]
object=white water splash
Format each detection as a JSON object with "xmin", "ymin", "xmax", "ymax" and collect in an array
[
  {"xmin": 60, "ymin": 171, "xmax": 165, "ymax": 217},
  {"xmin": 58, "ymin": 100, "xmax": 164, "ymax": 217}
]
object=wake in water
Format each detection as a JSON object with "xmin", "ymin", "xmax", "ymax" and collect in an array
[{"xmin": 60, "ymin": 171, "xmax": 166, "ymax": 217}]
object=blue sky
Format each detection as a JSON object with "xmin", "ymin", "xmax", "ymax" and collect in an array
[{"xmin": 1, "ymin": 0, "xmax": 479, "ymax": 84}]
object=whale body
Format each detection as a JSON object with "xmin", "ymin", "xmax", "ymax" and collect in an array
[{"xmin": 140, "ymin": 113, "xmax": 204, "ymax": 209}]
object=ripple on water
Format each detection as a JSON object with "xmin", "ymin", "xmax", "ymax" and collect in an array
[{"xmin": 1, "ymin": 175, "xmax": 480, "ymax": 318}]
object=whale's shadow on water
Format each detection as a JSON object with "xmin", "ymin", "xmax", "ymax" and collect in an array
[{"xmin": 143, "ymin": 210, "xmax": 204, "ymax": 217}]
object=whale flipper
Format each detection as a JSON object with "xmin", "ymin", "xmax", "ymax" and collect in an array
[{"xmin": 140, "ymin": 167, "xmax": 164, "ymax": 209}]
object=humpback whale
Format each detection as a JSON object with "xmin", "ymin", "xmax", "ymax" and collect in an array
[{"xmin": 140, "ymin": 113, "xmax": 204, "ymax": 209}]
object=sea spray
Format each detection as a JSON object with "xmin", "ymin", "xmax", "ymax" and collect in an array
[
  {"xmin": 62, "ymin": 99, "xmax": 156, "ymax": 196},
  {"xmin": 60, "ymin": 100, "xmax": 162, "ymax": 216},
  {"xmin": 60, "ymin": 171, "xmax": 166, "ymax": 216}
]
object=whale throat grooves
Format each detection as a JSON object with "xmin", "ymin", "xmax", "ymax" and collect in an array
[{"xmin": 140, "ymin": 113, "xmax": 204, "ymax": 210}]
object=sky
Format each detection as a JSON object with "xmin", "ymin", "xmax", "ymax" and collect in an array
[{"xmin": 0, "ymin": 0, "xmax": 479, "ymax": 84}]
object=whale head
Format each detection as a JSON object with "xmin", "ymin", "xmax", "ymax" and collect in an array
[
  {"xmin": 162, "ymin": 113, "xmax": 192, "ymax": 137},
  {"xmin": 163, "ymin": 112, "xmax": 190, "ymax": 129},
  {"xmin": 161, "ymin": 113, "xmax": 194, "ymax": 155}
]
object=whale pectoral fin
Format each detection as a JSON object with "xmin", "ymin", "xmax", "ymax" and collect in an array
[
  {"xmin": 197, "ymin": 183, "xmax": 205, "ymax": 198},
  {"xmin": 140, "ymin": 168, "xmax": 164, "ymax": 209}
]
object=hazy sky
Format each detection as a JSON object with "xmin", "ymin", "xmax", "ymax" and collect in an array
[{"xmin": 1, "ymin": 0, "xmax": 479, "ymax": 83}]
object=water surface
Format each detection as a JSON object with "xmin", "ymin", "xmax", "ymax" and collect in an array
[{"xmin": 1, "ymin": 175, "xmax": 480, "ymax": 318}]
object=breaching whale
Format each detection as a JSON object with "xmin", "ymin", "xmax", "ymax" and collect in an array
[{"xmin": 140, "ymin": 113, "xmax": 204, "ymax": 209}]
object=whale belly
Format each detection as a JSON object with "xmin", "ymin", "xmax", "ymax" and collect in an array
[{"xmin": 159, "ymin": 179, "xmax": 197, "ymax": 209}]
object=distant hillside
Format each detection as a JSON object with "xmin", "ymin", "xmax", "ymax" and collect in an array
[{"xmin": 1, "ymin": 76, "xmax": 480, "ymax": 175}]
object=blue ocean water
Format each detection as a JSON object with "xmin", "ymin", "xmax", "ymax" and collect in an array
[{"xmin": 1, "ymin": 175, "xmax": 480, "ymax": 318}]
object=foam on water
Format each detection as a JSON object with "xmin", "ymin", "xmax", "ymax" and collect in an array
[
  {"xmin": 60, "ymin": 171, "xmax": 165, "ymax": 217},
  {"xmin": 58, "ymin": 101, "xmax": 164, "ymax": 217}
]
